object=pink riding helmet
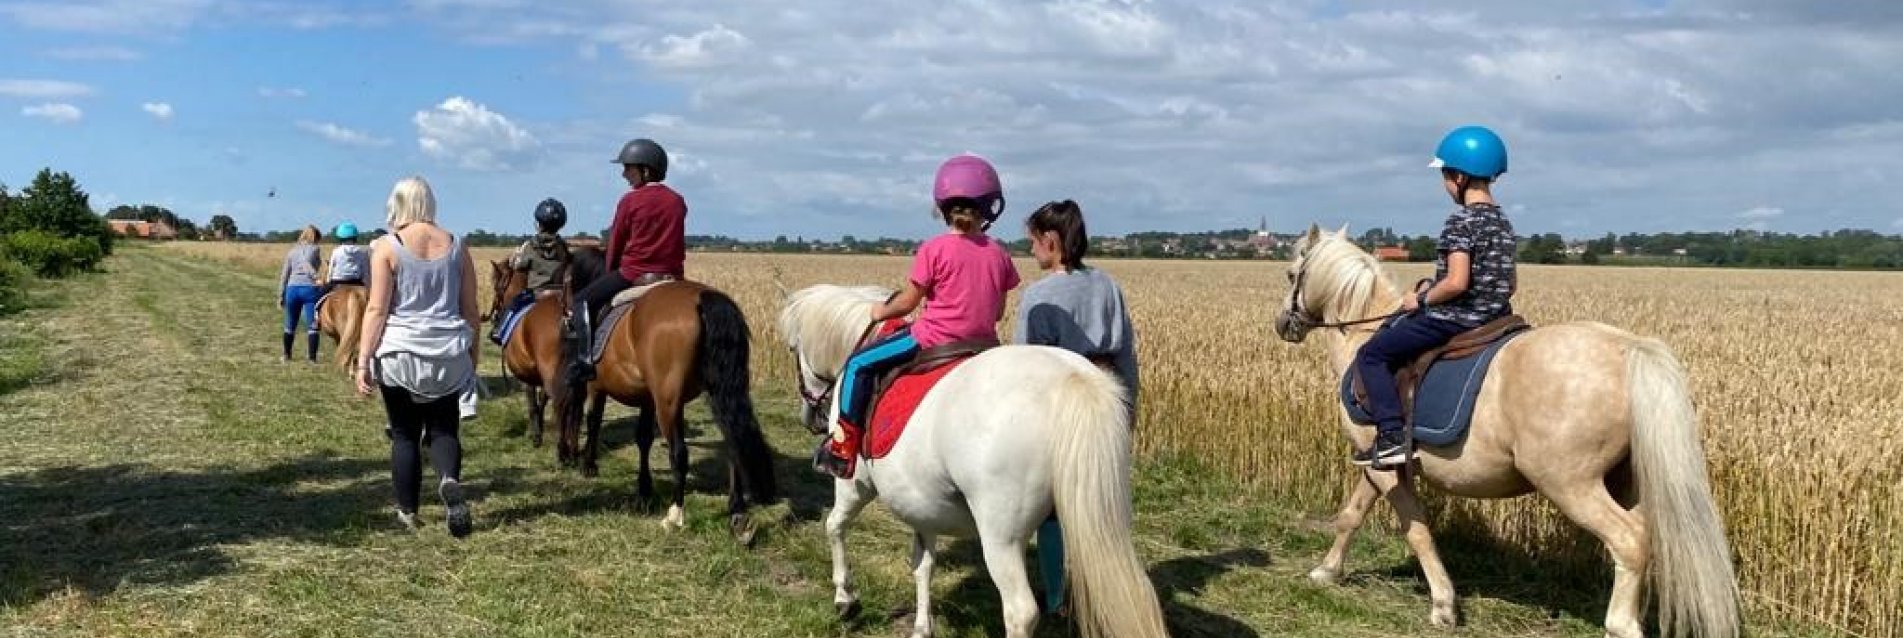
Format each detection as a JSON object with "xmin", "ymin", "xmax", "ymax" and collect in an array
[{"xmin": 932, "ymin": 153, "xmax": 1006, "ymax": 224}]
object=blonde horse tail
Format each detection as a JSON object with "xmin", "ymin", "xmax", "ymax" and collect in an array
[
  {"xmin": 1048, "ymin": 363, "xmax": 1167, "ymax": 638},
  {"xmin": 336, "ymin": 290, "xmax": 364, "ymax": 372},
  {"xmin": 1627, "ymin": 337, "xmax": 1740, "ymax": 638}
]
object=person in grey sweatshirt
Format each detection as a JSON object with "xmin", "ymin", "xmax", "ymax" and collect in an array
[
  {"xmin": 278, "ymin": 225, "xmax": 324, "ymax": 362},
  {"xmin": 1012, "ymin": 199, "xmax": 1140, "ymax": 617}
]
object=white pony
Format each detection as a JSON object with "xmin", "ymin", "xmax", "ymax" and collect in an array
[{"xmin": 778, "ymin": 284, "xmax": 1168, "ymax": 638}]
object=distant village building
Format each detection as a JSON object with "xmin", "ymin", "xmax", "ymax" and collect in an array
[
  {"xmin": 108, "ymin": 219, "xmax": 178, "ymax": 240},
  {"xmin": 1372, "ymin": 245, "xmax": 1409, "ymax": 261}
]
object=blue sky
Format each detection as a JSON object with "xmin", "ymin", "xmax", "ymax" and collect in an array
[{"xmin": 3, "ymin": 0, "xmax": 1900, "ymax": 240}]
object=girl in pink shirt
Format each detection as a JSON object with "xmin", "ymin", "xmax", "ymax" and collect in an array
[{"xmin": 815, "ymin": 153, "xmax": 1020, "ymax": 479}]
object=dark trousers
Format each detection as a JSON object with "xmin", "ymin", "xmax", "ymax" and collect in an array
[
  {"xmin": 574, "ymin": 270, "xmax": 632, "ymax": 325},
  {"xmin": 1354, "ymin": 314, "xmax": 1469, "ymax": 436},
  {"xmin": 380, "ymin": 384, "xmax": 463, "ymax": 514}
]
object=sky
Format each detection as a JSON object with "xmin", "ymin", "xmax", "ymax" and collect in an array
[{"xmin": 2, "ymin": 0, "xmax": 1900, "ymax": 240}]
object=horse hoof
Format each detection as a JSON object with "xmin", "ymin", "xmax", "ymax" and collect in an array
[
  {"xmin": 730, "ymin": 514, "xmax": 758, "ymax": 548},
  {"xmin": 662, "ymin": 505, "xmax": 685, "ymax": 531},
  {"xmin": 835, "ymin": 600, "xmax": 861, "ymax": 620},
  {"xmin": 1307, "ymin": 566, "xmax": 1340, "ymax": 585},
  {"xmin": 1430, "ymin": 601, "xmax": 1457, "ymax": 627}
]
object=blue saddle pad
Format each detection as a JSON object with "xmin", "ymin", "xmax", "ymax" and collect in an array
[
  {"xmin": 492, "ymin": 303, "xmax": 532, "ymax": 347},
  {"xmin": 1339, "ymin": 330, "xmax": 1526, "ymax": 446}
]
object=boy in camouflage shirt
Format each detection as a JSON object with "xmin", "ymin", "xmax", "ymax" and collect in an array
[{"xmin": 1354, "ymin": 126, "xmax": 1518, "ymax": 469}]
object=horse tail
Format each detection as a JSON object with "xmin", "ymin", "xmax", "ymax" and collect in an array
[
  {"xmin": 695, "ymin": 289, "xmax": 778, "ymax": 504},
  {"xmin": 1627, "ymin": 337, "xmax": 1740, "ymax": 638},
  {"xmin": 1048, "ymin": 363, "xmax": 1166, "ymax": 638},
  {"xmin": 336, "ymin": 289, "xmax": 364, "ymax": 371}
]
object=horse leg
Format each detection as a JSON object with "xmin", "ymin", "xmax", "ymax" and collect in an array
[
  {"xmin": 635, "ymin": 407, "xmax": 657, "ymax": 504},
  {"xmin": 1311, "ymin": 470, "xmax": 1382, "ymax": 585},
  {"xmin": 581, "ymin": 391, "xmax": 607, "ymax": 478},
  {"xmin": 827, "ymin": 476, "xmax": 875, "ymax": 620},
  {"xmin": 1546, "ymin": 484, "xmax": 1647, "ymax": 638},
  {"xmin": 1379, "ymin": 474, "xmax": 1458, "ymax": 627},
  {"xmin": 978, "ymin": 532, "xmax": 1038, "ymax": 638},
  {"xmin": 525, "ymin": 385, "xmax": 544, "ymax": 448},
  {"xmin": 659, "ymin": 399, "xmax": 688, "ymax": 530},
  {"xmin": 908, "ymin": 532, "xmax": 941, "ymax": 638}
]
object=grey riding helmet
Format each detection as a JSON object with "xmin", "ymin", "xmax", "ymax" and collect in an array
[{"xmin": 612, "ymin": 138, "xmax": 669, "ymax": 181}]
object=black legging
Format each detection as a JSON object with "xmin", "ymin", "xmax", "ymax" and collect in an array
[
  {"xmin": 380, "ymin": 384, "xmax": 462, "ymax": 514},
  {"xmin": 573, "ymin": 270, "xmax": 632, "ymax": 324}
]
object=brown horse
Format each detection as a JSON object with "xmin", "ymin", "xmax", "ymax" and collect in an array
[
  {"xmin": 485, "ymin": 263, "xmax": 557, "ymax": 448},
  {"xmin": 315, "ymin": 284, "xmax": 367, "ymax": 373},
  {"xmin": 554, "ymin": 280, "xmax": 777, "ymax": 538}
]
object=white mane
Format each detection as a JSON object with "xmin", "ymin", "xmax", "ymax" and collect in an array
[
  {"xmin": 1291, "ymin": 230, "xmax": 1398, "ymax": 325},
  {"xmin": 777, "ymin": 283, "xmax": 893, "ymax": 376}
]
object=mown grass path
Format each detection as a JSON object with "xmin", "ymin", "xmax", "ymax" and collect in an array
[{"xmin": 0, "ymin": 247, "xmax": 1642, "ymax": 637}]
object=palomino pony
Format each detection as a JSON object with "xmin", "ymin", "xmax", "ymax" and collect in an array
[
  {"xmin": 315, "ymin": 284, "xmax": 367, "ymax": 373},
  {"xmin": 483, "ymin": 247, "xmax": 603, "ymax": 452},
  {"xmin": 553, "ymin": 276, "xmax": 777, "ymax": 538},
  {"xmin": 1273, "ymin": 225, "xmax": 1739, "ymax": 638},
  {"xmin": 778, "ymin": 284, "xmax": 1166, "ymax": 638}
]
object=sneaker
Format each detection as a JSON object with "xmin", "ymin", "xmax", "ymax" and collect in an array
[
  {"xmin": 395, "ymin": 508, "xmax": 419, "ymax": 530},
  {"xmin": 458, "ymin": 389, "xmax": 478, "ymax": 421},
  {"xmin": 1352, "ymin": 431, "xmax": 1411, "ymax": 469},
  {"xmin": 440, "ymin": 479, "xmax": 472, "ymax": 538}
]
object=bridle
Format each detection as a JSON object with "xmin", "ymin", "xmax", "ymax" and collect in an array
[
  {"xmin": 789, "ymin": 317, "xmax": 887, "ymax": 420},
  {"xmin": 1283, "ymin": 253, "xmax": 1403, "ymax": 333}
]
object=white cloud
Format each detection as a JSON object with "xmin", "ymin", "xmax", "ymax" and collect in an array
[
  {"xmin": 0, "ymin": 79, "xmax": 94, "ymax": 99},
  {"xmin": 258, "ymin": 87, "xmax": 307, "ymax": 99},
  {"xmin": 21, "ymin": 103, "xmax": 83, "ymax": 124},
  {"xmin": 0, "ymin": 0, "xmax": 212, "ymax": 33},
  {"xmin": 296, "ymin": 120, "xmax": 392, "ymax": 147},
  {"xmin": 636, "ymin": 24, "xmax": 751, "ymax": 68},
  {"xmin": 413, "ymin": 96, "xmax": 541, "ymax": 172},
  {"xmin": 142, "ymin": 102, "xmax": 174, "ymax": 122},
  {"xmin": 41, "ymin": 46, "xmax": 141, "ymax": 61},
  {"xmin": 1737, "ymin": 206, "xmax": 1784, "ymax": 220}
]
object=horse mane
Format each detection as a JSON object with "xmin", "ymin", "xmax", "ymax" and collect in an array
[
  {"xmin": 777, "ymin": 284, "xmax": 892, "ymax": 374},
  {"xmin": 569, "ymin": 247, "xmax": 606, "ymax": 290},
  {"xmin": 1293, "ymin": 230, "xmax": 1397, "ymax": 325}
]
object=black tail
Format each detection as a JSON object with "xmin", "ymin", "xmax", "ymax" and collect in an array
[{"xmin": 696, "ymin": 290, "xmax": 778, "ymax": 504}]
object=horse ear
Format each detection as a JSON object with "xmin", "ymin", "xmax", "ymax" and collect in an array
[
  {"xmin": 1336, "ymin": 223, "xmax": 1350, "ymax": 239},
  {"xmin": 1304, "ymin": 223, "xmax": 1322, "ymax": 244}
]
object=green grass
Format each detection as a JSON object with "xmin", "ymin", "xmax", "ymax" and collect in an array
[{"xmin": 0, "ymin": 247, "xmax": 1811, "ymax": 637}]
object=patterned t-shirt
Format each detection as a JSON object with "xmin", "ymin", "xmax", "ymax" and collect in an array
[{"xmin": 1426, "ymin": 203, "xmax": 1516, "ymax": 327}]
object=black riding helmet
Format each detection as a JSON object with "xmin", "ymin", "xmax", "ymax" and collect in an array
[
  {"xmin": 612, "ymin": 138, "xmax": 669, "ymax": 181},
  {"xmin": 533, "ymin": 198, "xmax": 568, "ymax": 232}
]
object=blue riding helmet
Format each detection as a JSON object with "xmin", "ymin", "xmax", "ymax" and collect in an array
[
  {"xmin": 1429, "ymin": 126, "xmax": 1508, "ymax": 179},
  {"xmin": 335, "ymin": 222, "xmax": 360, "ymax": 240}
]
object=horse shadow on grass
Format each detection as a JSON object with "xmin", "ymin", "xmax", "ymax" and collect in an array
[
  {"xmin": 0, "ymin": 452, "xmax": 539, "ymax": 608},
  {"xmin": 1372, "ymin": 501, "xmax": 1612, "ymax": 628},
  {"xmin": 909, "ymin": 544, "xmax": 1268, "ymax": 637}
]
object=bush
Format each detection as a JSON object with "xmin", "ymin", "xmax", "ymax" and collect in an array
[
  {"xmin": 1, "ymin": 230, "xmax": 103, "ymax": 278},
  {"xmin": 0, "ymin": 255, "xmax": 27, "ymax": 315}
]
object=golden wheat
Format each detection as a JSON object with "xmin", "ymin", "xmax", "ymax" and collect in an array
[{"xmin": 160, "ymin": 242, "xmax": 1903, "ymax": 636}]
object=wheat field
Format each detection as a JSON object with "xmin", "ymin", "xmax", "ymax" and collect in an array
[{"xmin": 166, "ymin": 241, "xmax": 1903, "ymax": 636}]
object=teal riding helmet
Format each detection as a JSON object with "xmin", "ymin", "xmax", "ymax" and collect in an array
[{"xmin": 1429, "ymin": 126, "xmax": 1508, "ymax": 179}]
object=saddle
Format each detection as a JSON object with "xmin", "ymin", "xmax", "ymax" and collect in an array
[
  {"xmin": 591, "ymin": 275, "xmax": 682, "ymax": 361},
  {"xmin": 1352, "ymin": 314, "xmax": 1531, "ymax": 427},
  {"xmin": 857, "ymin": 331, "xmax": 1000, "ymax": 460}
]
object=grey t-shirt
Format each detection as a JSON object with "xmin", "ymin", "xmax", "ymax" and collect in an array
[
  {"xmin": 280, "ymin": 244, "xmax": 320, "ymax": 288},
  {"xmin": 1013, "ymin": 267, "xmax": 1140, "ymax": 404}
]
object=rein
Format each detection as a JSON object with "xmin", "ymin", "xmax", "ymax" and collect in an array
[
  {"xmin": 790, "ymin": 316, "xmax": 887, "ymax": 414},
  {"xmin": 1285, "ymin": 256, "xmax": 1404, "ymax": 332}
]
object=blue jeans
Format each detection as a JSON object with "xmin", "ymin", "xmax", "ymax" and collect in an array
[
  {"xmin": 283, "ymin": 285, "xmax": 321, "ymax": 333},
  {"xmin": 837, "ymin": 329, "xmax": 918, "ymax": 426},
  {"xmin": 1354, "ymin": 314, "xmax": 1469, "ymax": 437}
]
